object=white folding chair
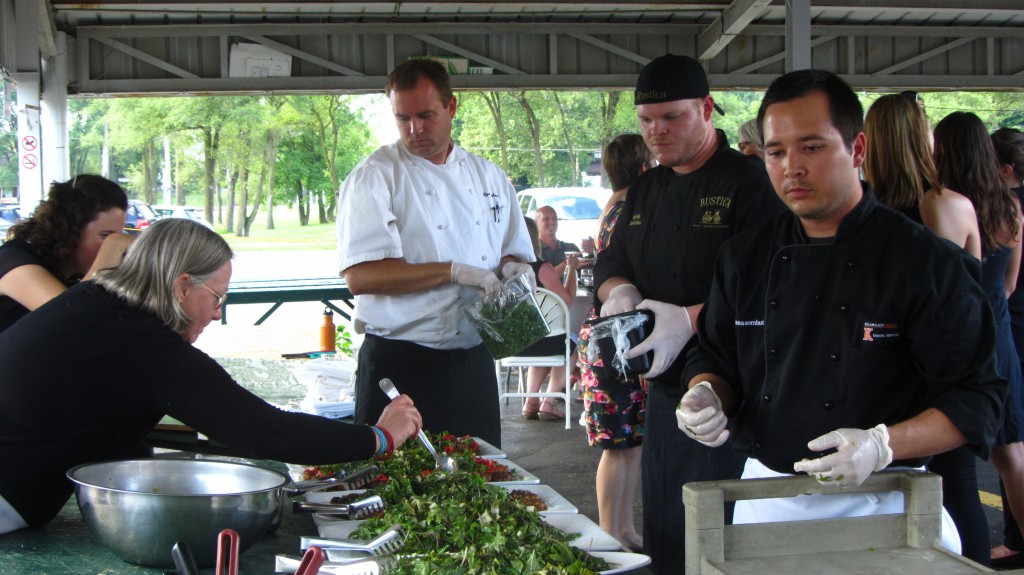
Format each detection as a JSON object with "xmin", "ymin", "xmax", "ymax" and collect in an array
[{"xmin": 495, "ymin": 288, "xmax": 573, "ymax": 429}]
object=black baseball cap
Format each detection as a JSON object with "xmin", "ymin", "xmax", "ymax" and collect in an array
[{"xmin": 634, "ymin": 54, "xmax": 725, "ymax": 115}]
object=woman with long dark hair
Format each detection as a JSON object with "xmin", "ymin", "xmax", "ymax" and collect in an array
[
  {"xmin": 0, "ymin": 174, "xmax": 133, "ymax": 333},
  {"xmin": 992, "ymin": 126, "xmax": 1024, "ymax": 566},
  {"xmin": 865, "ymin": 97, "xmax": 988, "ymax": 563},
  {"xmin": 934, "ymin": 113, "xmax": 1024, "ymax": 566}
]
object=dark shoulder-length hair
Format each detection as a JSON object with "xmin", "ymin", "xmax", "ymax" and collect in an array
[
  {"xmin": 9, "ymin": 174, "xmax": 128, "ymax": 279},
  {"xmin": 603, "ymin": 134, "xmax": 652, "ymax": 191},
  {"xmin": 933, "ymin": 112, "xmax": 1019, "ymax": 251}
]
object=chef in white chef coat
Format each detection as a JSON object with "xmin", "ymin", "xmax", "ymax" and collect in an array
[{"xmin": 337, "ymin": 58, "xmax": 534, "ymax": 448}]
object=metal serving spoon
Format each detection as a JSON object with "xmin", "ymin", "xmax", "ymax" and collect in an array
[{"xmin": 378, "ymin": 378, "xmax": 458, "ymax": 474}]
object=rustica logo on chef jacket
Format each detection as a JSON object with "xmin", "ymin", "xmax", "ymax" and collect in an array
[
  {"xmin": 696, "ymin": 196, "xmax": 732, "ymax": 228},
  {"xmin": 862, "ymin": 322, "xmax": 900, "ymax": 341},
  {"xmin": 629, "ymin": 213, "xmax": 643, "ymax": 226}
]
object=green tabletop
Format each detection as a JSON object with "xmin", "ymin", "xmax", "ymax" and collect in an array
[{"xmin": 0, "ymin": 476, "xmax": 318, "ymax": 575}]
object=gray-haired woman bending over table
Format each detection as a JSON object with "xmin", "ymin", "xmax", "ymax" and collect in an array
[{"xmin": 0, "ymin": 218, "xmax": 422, "ymax": 534}]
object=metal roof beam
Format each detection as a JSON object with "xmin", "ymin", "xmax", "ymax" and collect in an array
[{"xmin": 698, "ymin": 0, "xmax": 771, "ymax": 61}]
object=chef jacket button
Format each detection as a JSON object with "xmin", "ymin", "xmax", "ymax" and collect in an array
[
  {"xmin": 781, "ymin": 254, "xmax": 790, "ymax": 262},
  {"xmin": 753, "ymin": 442, "xmax": 763, "ymax": 451},
  {"xmin": 437, "ymin": 224, "xmax": 444, "ymax": 229},
  {"xmin": 762, "ymin": 394, "xmax": 771, "ymax": 402},
  {"xmin": 675, "ymin": 225, "xmax": 681, "ymax": 231},
  {"xmin": 847, "ymin": 259, "xmax": 857, "ymax": 267},
  {"xmin": 824, "ymin": 401, "xmax": 834, "ymax": 409},
  {"xmin": 769, "ymin": 299, "xmax": 779, "ymax": 308},
  {"xmin": 481, "ymin": 256, "xmax": 487, "ymax": 261},
  {"xmin": 476, "ymin": 220, "xmax": 481, "ymax": 225},
  {"xmin": 840, "ymin": 304, "xmax": 849, "ymax": 312},
  {"xmin": 768, "ymin": 347, "xmax": 778, "ymax": 356},
  {"xmin": 829, "ymin": 353, "xmax": 839, "ymax": 361},
  {"xmin": 672, "ymin": 272, "xmax": 678, "ymax": 279}
]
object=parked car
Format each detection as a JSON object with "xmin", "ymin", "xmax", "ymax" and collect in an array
[
  {"xmin": 152, "ymin": 204, "xmax": 214, "ymax": 230},
  {"xmin": 0, "ymin": 204, "xmax": 23, "ymax": 244},
  {"xmin": 124, "ymin": 199, "xmax": 158, "ymax": 234},
  {"xmin": 516, "ymin": 187, "xmax": 612, "ymax": 247}
]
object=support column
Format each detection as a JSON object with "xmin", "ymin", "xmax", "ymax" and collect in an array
[
  {"xmin": 13, "ymin": 0, "xmax": 42, "ymax": 212},
  {"xmin": 40, "ymin": 31, "xmax": 69, "ymax": 188},
  {"xmin": 785, "ymin": 0, "xmax": 812, "ymax": 72}
]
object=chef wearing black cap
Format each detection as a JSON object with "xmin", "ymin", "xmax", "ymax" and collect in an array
[{"xmin": 592, "ymin": 54, "xmax": 784, "ymax": 573}]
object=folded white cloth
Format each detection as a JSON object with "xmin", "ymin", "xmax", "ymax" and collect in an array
[{"xmin": 296, "ymin": 357, "xmax": 357, "ymax": 419}]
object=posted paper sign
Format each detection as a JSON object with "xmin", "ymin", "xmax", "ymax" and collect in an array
[{"xmin": 229, "ymin": 43, "xmax": 292, "ymax": 78}]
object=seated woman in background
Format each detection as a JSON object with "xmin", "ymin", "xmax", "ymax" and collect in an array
[
  {"xmin": 0, "ymin": 175, "xmax": 135, "ymax": 333},
  {"xmin": 0, "ymin": 218, "xmax": 422, "ymax": 535},
  {"xmin": 519, "ymin": 215, "xmax": 578, "ymax": 421}
]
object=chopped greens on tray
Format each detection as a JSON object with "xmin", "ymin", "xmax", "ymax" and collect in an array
[
  {"xmin": 303, "ymin": 433, "xmax": 516, "ymax": 484},
  {"xmin": 303, "ymin": 432, "xmax": 610, "ymax": 574},
  {"xmin": 350, "ymin": 472, "xmax": 609, "ymax": 574}
]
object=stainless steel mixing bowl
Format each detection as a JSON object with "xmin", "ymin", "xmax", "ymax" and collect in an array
[{"xmin": 67, "ymin": 458, "xmax": 288, "ymax": 568}]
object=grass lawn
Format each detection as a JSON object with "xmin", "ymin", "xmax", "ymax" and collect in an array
[{"xmin": 208, "ymin": 205, "xmax": 337, "ymax": 251}]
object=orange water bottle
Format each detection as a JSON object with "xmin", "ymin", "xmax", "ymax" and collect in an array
[{"xmin": 319, "ymin": 308, "xmax": 336, "ymax": 352}]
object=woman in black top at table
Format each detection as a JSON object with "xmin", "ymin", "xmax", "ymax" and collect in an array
[
  {"xmin": 0, "ymin": 174, "xmax": 134, "ymax": 333},
  {"xmin": 0, "ymin": 218, "xmax": 422, "ymax": 534}
]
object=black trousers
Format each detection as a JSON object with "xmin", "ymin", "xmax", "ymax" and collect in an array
[
  {"xmin": 354, "ymin": 334, "xmax": 502, "ymax": 448},
  {"xmin": 642, "ymin": 382, "xmax": 746, "ymax": 575},
  {"xmin": 927, "ymin": 445, "xmax": 991, "ymax": 565}
]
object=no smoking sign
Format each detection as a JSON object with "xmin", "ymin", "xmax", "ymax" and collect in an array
[{"xmin": 22, "ymin": 153, "xmax": 38, "ymax": 169}]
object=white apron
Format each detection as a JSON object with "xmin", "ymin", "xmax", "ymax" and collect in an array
[{"xmin": 733, "ymin": 458, "xmax": 962, "ymax": 554}]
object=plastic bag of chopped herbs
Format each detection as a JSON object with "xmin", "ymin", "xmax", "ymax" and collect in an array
[{"xmin": 464, "ymin": 271, "xmax": 550, "ymax": 359}]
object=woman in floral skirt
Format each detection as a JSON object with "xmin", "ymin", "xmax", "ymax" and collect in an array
[{"xmin": 577, "ymin": 134, "xmax": 653, "ymax": 551}]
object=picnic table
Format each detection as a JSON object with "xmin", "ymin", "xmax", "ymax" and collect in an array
[{"xmin": 223, "ymin": 277, "xmax": 353, "ymax": 325}]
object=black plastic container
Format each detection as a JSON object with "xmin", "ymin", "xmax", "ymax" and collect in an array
[{"xmin": 584, "ymin": 309, "xmax": 654, "ymax": 378}]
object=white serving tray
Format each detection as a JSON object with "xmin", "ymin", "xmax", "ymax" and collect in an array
[
  {"xmin": 543, "ymin": 513, "xmax": 622, "ymax": 551},
  {"xmin": 593, "ymin": 551, "xmax": 652, "ymax": 574},
  {"xmin": 487, "ymin": 458, "xmax": 540, "ymax": 485},
  {"xmin": 502, "ymin": 484, "xmax": 577, "ymax": 514},
  {"xmin": 471, "ymin": 436, "xmax": 506, "ymax": 459}
]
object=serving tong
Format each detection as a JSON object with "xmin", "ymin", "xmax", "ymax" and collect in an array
[
  {"xmin": 292, "ymin": 494, "xmax": 387, "ymax": 519},
  {"xmin": 300, "ymin": 524, "xmax": 406, "ymax": 556},
  {"xmin": 378, "ymin": 379, "xmax": 458, "ymax": 473},
  {"xmin": 166, "ymin": 528, "xmax": 240, "ymax": 575},
  {"xmin": 285, "ymin": 464, "xmax": 380, "ymax": 496},
  {"xmin": 274, "ymin": 554, "xmax": 393, "ymax": 575}
]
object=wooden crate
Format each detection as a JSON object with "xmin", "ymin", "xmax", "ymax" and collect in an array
[{"xmin": 683, "ymin": 471, "xmax": 993, "ymax": 574}]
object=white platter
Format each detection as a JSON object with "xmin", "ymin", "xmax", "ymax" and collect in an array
[
  {"xmin": 543, "ymin": 513, "xmax": 621, "ymax": 551},
  {"xmin": 502, "ymin": 484, "xmax": 577, "ymax": 514},
  {"xmin": 471, "ymin": 436, "xmax": 506, "ymax": 460},
  {"xmin": 593, "ymin": 551, "xmax": 652, "ymax": 574},
  {"xmin": 488, "ymin": 458, "xmax": 540, "ymax": 485}
]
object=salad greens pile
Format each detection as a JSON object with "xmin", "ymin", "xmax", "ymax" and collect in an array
[
  {"xmin": 350, "ymin": 472, "xmax": 609, "ymax": 575},
  {"xmin": 306, "ymin": 433, "xmax": 610, "ymax": 574}
]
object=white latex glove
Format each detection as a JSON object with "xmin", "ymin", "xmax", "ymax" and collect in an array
[
  {"xmin": 676, "ymin": 381, "xmax": 729, "ymax": 447},
  {"xmin": 624, "ymin": 299, "xmax": 693, "ymax": 379},
  {"xmin": 793, "ymin": 424, "xmax": 894, "ymax": 488},
  {"xmin": 451, "ymin": 262, "xmax": 502, "ymax": 296},
  {"xmin": 500, "ymin": 261, "xmax": 536, "ymax": 291},
  {"xmin": 600, "ymin": 283, "xmax": 642, "ymax": 317}
]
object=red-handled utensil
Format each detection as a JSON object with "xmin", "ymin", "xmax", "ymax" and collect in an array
[
  {"xmin": 215, "ymin": 528, "xmax": 240, "ymax": 575},
  {"xmin": 293, "ymin": 545, "xmax": 326, "ymax": 575}
]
